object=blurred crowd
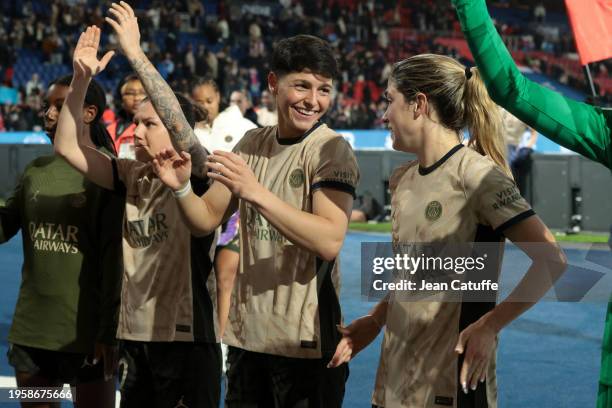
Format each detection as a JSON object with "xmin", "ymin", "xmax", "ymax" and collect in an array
[{"xmin": 0, "ymin": 0, "xmax": 610, "ymax": 133}]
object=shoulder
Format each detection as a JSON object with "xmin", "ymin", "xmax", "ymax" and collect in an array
[
  {"xmin": 458, "ymin": 147, "xmax": 516, "ymax": 199},
  {"xmin": 308, "ymin": 124, "xmax": 355, "ymax": 156},
  {"xmin": 233, "ymin": 126, "xmax": 275, "ymax": 154},
  {"xmin": 389, "ymin": 161, "xmax": 418, "ymax": 192}
]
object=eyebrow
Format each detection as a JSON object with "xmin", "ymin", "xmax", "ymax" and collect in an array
[{"xmin": 135, "ymin": 116, "xmax": 157, "ymax": 122}]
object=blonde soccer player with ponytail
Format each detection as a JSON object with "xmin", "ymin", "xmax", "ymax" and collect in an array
[{"xmin": 328, "ymin": 55, "xmax": 567, "ymax": 408}]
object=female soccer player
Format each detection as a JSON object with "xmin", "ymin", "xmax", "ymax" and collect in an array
[
  {"xmin": 54, "ymin": 25, "xmax": 220, "ymax": 407},
  {"xmin": 328, "ymin": 54, "xmax": 567, "ymax": 408},
  {"xmin": 450, "ymin": 2, "xmax": 612, "ymax": 404},
  {"xmin": 144, "ymin": 27, "xmax": 358, "ymax": 408},
  {"xmin": 0, "ymin": 74, "xmax": 123, "ymax": 408}
]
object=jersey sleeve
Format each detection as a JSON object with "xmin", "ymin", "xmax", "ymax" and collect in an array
[
  {"xmin": 462, "ymin": 156, "xmax": 534, "ymax": 233},
  {"xmin": 95, "ymin": 188, "xmax": 125, "ymax": 345},
  {"xmin": 452, "ymin": 0, "xmax": 612, "ymax": 169},
  {"xmin": 0, "ymin": 175, "xmax": 24, "ymax": 243},
  {"xmin": 310, "ymin": 136, "xmax": 359, "ymax": 198}
]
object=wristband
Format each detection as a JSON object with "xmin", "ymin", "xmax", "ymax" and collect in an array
[{"xmin": 173, "ymin": 180, "xmax": 192, "ymax": 198}]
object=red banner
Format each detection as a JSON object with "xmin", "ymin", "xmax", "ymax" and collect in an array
[{"xmin": 565, "ymin": 0, "xmax": 612, "ymax": 65}]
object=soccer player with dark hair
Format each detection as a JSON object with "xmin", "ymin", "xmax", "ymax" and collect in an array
[{"xmin": 0, "ymin": 73, "xmax": 124, "ymax": 408}]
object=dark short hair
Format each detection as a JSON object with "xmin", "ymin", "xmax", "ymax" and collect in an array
[{"xmin": 271, "ymin": 35, "xmax": 339, "ymax": 80}]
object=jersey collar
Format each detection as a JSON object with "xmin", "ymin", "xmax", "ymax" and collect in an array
[{"xmin": 418, "ymin": 144, "xmax": 464, "ymax": 175}]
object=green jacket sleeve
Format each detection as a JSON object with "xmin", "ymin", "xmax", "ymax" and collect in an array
[
  {"xmin": 452, "ymin": 0, "xmax": 612, "ymax": 169},
  {"xmin": 95, "ymin": 187, "xmax": 125, "ymax": 345},
  {"xmin": 0, "ymin": 177, "xmax": 23, "ymax": 244}
]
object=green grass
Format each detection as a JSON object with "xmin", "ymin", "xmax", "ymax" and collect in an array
[{"xmin": 349, "ymin": 222, "xmax": 609, "ymax": 243}]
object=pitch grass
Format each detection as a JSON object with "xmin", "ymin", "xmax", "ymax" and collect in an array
[{"xmin": 349, "ymin": 222, "xmax": 610, "ymax": 243}]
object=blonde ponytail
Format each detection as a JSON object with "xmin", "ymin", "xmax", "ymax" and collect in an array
[
  {"xmin": 464, "ymin": 68, "xmax": 512, "ymax": 177},
  {"xmin": 389, "ymin": 55, "xmax": 512, "ymax": 178}
]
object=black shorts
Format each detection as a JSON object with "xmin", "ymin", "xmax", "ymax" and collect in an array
[
  {"xmin": 118, "ymin": 340, "xmax": 221, "ymax": 408},
  {"xmin": 225, "ymin": 346, "xmax": 348, "ymax": 408},
  {"xmin": 7, "ymin": 343, "xmax": 103, "ymax": 384}
]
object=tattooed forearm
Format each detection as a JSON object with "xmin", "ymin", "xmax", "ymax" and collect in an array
[{"xmin": 128, "ymin": 53, "xmax": 208, "ymax": 179}]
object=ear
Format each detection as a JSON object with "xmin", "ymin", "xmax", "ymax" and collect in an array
[
  {"xmin": 413, "ymin": 93, "xmax": 429, "ymax": 119},
  {"xmin": 268, "ymin": 72, "xmax": 278, "ymax": 95},
  {"xmin": 83, "ymin": 105, "xmax": 98, "ymax": 125}
]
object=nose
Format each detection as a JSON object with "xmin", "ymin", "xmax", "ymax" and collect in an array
[
  {"xmin": 45, "ymin": 105, "xmax": 58, "ymax": 120},
  {"xmin": 134, "ymin": 93, "xmax": 146, "ymax": 104},
  {"xmin": 382, "ymin": 108, "xmax": 389, "ymax": 124},
  {"xmin": 304, "ymin": 89, "xmax": 317, "ymax": 108},
  {"xmin": 134, "ymin": 123, "xmax": 145, "ymax": 139}
]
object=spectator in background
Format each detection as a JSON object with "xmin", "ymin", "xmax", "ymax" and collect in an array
[
  {"xmin": 187, "ymin": 0, "xmax": 204, "ymax": 30},
  {"xmin": 512, "ymin": 127, "xmax": 538, "ymax": 200},
  {"xmin": 500, "ymin": 107, "xmax": 526, "ymax": 163},
  {"xmin": 184, "ymin": 43, "xmax": 196, "ymax": 76},
  {"xmin": 255, "ymin": 89, "xmax": 278, "ymax": 127},
  {"xmin": 25, "ymin": 73, "xmax": 42, "ymax": 97},
  {"xmin": 192, "ymin": 78, "xmax": 257, "ymax": 152},
  {"xmin": 230, "ymin": 89, "xmax": 259, "ymax": 126},
  {"xmin": 157, "ymin": 53, "xmax": 175, "ymax": 80},
  {"xmin": 107, "ymin": 74, "xmax": 145, "ymax": 159},
  {"xmin": 351, "ymin": 191, "xmax": 383, "ymax": 222}
]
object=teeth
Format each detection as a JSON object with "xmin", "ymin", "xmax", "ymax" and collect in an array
[{"xmin": 294, "ymin": 107, "xmax": 316, "ymax": 116}]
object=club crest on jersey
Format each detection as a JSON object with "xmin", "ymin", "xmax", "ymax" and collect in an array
[
  {"xmin": 289, "ymin": 168, "xmax": 305, "ymax": 188},
  {"xmin": 224, "ymin": 135, "xmax": 233, "ymax": 143},
  {"xmin": 425, "ymin": 201, "xmax": 442, "ymax": 221}
]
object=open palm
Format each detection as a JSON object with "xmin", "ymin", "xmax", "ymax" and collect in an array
[
  {"xmin": 73, "ymin": 25, "xmax": 114, "ymax": 78},
  {"xmin": 152, "ymin": 148, "xmax": 192, "ymax": 191}
]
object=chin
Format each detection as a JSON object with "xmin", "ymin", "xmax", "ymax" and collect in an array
[{"xmin": 135, "ymin": 149, "xmax": 151, "ymax": 163}]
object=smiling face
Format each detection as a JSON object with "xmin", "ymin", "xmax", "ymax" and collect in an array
[
  {"xmin": 382, "ymin": 81, "xmax": 421, "ymax": 153},
  {"xmin": 133, "ymin": 100, "xmax": 172, "ymax": 162},
  {"xmin": 270, "ymin": 70, "xmax": 333, "ymax": 139}
]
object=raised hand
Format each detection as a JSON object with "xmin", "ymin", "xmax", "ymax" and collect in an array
[
  {"xmin": 151, "ymin": 148, "xmax": 192, "ymax": 191},
  {"xmin": 73, "ymin": 26, "xmax": 114, "ymax": 79},
  {"xmin": 105, "ymin": 1, "xmax": 142, "ymax": 59}
]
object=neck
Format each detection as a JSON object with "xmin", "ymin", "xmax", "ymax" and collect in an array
[
  {"xmin": 416, "ymin": 124, "xmax": 461, "ymax": 168},
  {"xmin": 78, "ymin": 125, "xmax": 95, "ymax": 149},
  {"xmin": 277, "ymin": 121, "xmax": 304, "ymax": 140}
]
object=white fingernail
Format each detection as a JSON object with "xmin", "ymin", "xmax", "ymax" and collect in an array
[{"xmin": 462, "ymin": 383, "xmax": 468, "ymax": 394}]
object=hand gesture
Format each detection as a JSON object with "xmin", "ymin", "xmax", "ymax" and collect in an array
[
  {"xmin": 207, "ymin": 151, "xmax": 264, "ymax": 202},
  {"xmin": 105, "ymin": 1, "xmax": 142, "ymax": 59},
  {"xmin": 152, "ymin": 148, "xmax": 192, "ymax": 191},
  {"xmin": 455, "ymin": 315, "xmax": 498, "ymax": 393},
  {"xmin": 93, "ymin": 342, "xmax": 118, "ymax": 382},
  {"xmin": 73, "ymin": 26, "xmax": 114, "ymax": 78},
  {"xmin": 327, "ymin": 315, "xmax": 382, "ymax": 368}
]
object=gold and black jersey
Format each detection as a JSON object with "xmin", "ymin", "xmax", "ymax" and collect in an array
[
  {"xmin": 373, "ymin": 144, "xmax": 534, "ymax": 408},
  {"xmin": 223, "ymin": 123, "xmax": 360, "ymax": 359}
]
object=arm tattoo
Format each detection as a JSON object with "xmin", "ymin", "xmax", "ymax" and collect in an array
[{"xmin": 128, "ymin": 55, "xmax": 208, "ymax": 179}]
